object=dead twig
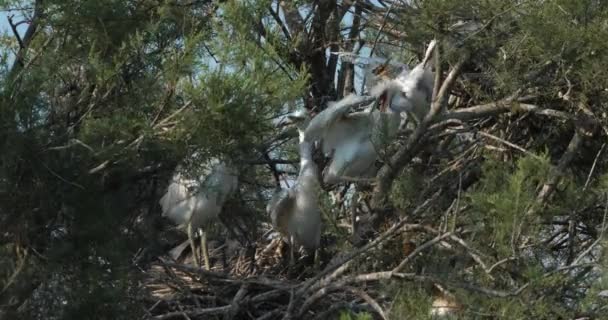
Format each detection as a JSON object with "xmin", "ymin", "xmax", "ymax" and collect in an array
[
  {"xmin": 477, "ymin": 131, "xmax": 543, "ymax": 161},
  {"xmin": 392, "ymin": 232, "xmax": 452, "ymax": 273}
]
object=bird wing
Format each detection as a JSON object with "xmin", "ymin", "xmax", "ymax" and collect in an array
[
  {"xmin": 304, "ymin": 94, "xmax": 369, "ymax": 143},
  {"xmin": 267, "ymin": 188, "xmax": 296, "ymax": 235},
  {"xmin": 159, "ymin": 173, "xmax": 198, "ymax": 226},
  {"xmin": 200, "ymin": 161, "xmax": 239, "ymax": 205},
  {"xmin": 321, "ymin": 113, "xmax": 369, "ymax": 155},
  {"xmin": 397, "ymin": 64, "xmax": 435, "ymax": 116}
]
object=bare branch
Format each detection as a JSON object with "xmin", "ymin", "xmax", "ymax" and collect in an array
[
  {"xmin": 392, "ymin": 232, "xmax": 452, "ymax": 273},
  {"xmin": 268, "ymin": 3, "xmax": 292, "ymax": 41},
  {"xmin": 477, "ymin": 131, "xmax": 543, "ymax": 161},
  {"xmin": 7, "ymin": 15, "xmax": 25, "ymax": 50}
]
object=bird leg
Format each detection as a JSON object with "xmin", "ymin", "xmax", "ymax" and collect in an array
[
  {"xmin": 187, "ymin": 223, "xmax": 200, "ymax": 268},
  {"xmin": 405, "ymin": 110, "xmax": 421, "ymax": 127},
  {"xmin": 289, "ymin": 236, "xmax": 295, "ymax": 266},
  {"xmin": 200, "ymin": 229, "xmax": 211, "ymax": 270}
]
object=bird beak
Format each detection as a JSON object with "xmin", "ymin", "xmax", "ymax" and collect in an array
[
  {"xmin": 285, "ymin": 115, "xmax": 305, "ymax": 126},
  {"xmin": 378, "ymin": 92, "xmax": 388, "ymax": 112},
  {"xmin": 372, "ymin": 58, "xmax": 392, "ymax": 79}
]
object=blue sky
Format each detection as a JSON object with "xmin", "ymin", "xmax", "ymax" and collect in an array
[
  {"xmin": 0, "ymin": 2, "xmax": 385, "ymax": 94},
  {"xmin": 1, "ymin": 5, "xmax": 28, "ymax": 36},
  {"xmin": 1, "ymin": 7, "xmax": 28, "ymax": 68}
]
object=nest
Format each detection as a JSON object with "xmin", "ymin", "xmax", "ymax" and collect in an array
[{"xmin": 142, "ymin": 231, "xmax": 389, "ymax": 320}]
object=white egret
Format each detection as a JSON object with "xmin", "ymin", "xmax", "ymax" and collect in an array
[
  {"xmin": 266, "ymin": 110, "xmax": 322, "ymax": 265},
  {"xmin": 303, "ymin": 41, "xmax": 437, "ymax": 185},
  {"xmin": 330, "ymin": 51, "xmax": 411, "ymax": 91},
  {"xmin": 371, "ymin": 40, "xmax": 436, "ymax": 124},
  {"xmin": 159, "ymin": 159, "xmax": 238, "ymax": 269}
]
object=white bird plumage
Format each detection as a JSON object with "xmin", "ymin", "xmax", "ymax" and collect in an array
[
  {"xmin": 160, "ymin": 159, "xmax": 238, "ymax": 269},
  {"xmin": 303, "ymin": 94, "xmax": 390, "ymax": 185},
  {"xmin": 330, "ymin": 51, "xmax": 411, "ymax": 91},
  {"xmin": 371, "ymin": 40, "xmax": 437, "ymax": 124},
  {"xmin": 303, "ymin": 41, "xmax": 437, "ymax": 185},
  {"xmin": 266, "ymin": 110, "xmax": 322, "ymax": 264}
]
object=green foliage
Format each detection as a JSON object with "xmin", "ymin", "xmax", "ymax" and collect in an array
[
  {"xmin": 339, "ymin": 310, "xmax": 373, "ymax": 320},
  {"xmin": 389, "ymin": 285, "xmax": 433, "ymax": 320},
  {"xmin": 390, "ymin": 168, "xmax": 425, "ymax": 212},
  {"xmin": 466, "ymin": 153, "xmax": 552, "ymax": 256},
  {"xmin": 3, "ymin": 0, "xmax": 608, "ymax": 318}
]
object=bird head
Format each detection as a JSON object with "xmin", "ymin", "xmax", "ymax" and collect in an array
[
  {"xmin": 285, "ymin": 109, "xmax": 312, "ymax": 132},
  {"xmin": 370, "ymin": 79, "xmax": 411, "ymax": 114}
]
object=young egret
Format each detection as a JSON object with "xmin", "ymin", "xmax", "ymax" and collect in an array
[
  {"xmin": 159, "ymin": 159, "xmax": 238, "ymax": 269},
  {"xmin": 330, "ymin": 51, "xmax": 411, "ymax": 90},
  {"xmin": 302, "ymin": 42, "xmax": 437, "ymax": 185},
  {"xmin": 303, "ymin": 88, "xmax": 406, "ymax": 185},
  {"xmin": 266, "ymin": 110, "xmax": 322, "ymax": 265},
  {"xmin": 372, "ymin": 40, "xmax": 437, "ymax": 124}
]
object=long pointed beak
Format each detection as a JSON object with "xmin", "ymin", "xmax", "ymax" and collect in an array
[
  {"xmin": 285, "ymin": 115, "xmax": 306, "ymax": 125},
  {"xmin": 378, "ymin": 92, "xmax": 388, "ymax": 112}
]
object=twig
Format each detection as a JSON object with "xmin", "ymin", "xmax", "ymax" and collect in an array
[
  {"xmin": 526, "ymin": 128, "xmax": 585, "ymax": 216},
  {"xmin": 152, "ymin": 305, "xmax": 232, "ymax": 319},
  {"xmin": 437, "ymin": 100, "xmax": 572, "ymax": 123},
  {"xmin": 487, "ymin": 256, "xmax": 517, "ymax": 273},
  {"xmin": 40, "ymin": 161, "xmax": 85, "ymax": 190},
  {"xmin": 298, "ymin": 215, "xmax": 430, "ymax": 295},
  {"xmin": 7, "ymin": 15, "xmax": 26, "ymax": 49},
  {"xmin": 569, "ymin": 196, "xmax": 608, "ymax": 267},
  {"xmin": 336, "ymin": 271, "xmax": 528, "ymax": 298},
  {"xmin": 89, "ymin": 160, "xmax": 110, "ymax": 174},
  {"xmin": 477, "ymin": 131, "xmax": 543, "ymax": 161},
  {"xmin": 268, "ymin": 3, "xmax": 292, "ymax": 41},
  {"xmin": 153, "ymin": 101, "xmax": 193, "ymax": 129},
  {"xmin": 226, "ymin": 284, "xmax": 249, "ymax": 320},
  {"xmin": 392, "ymin": 232, "xmax": 452, "ymax": 272},
  {"xmin": 298, "ymin": 284, "xmax": 343, "ymax": 318},
  {"xmin": 6, "ymin": 0, "xmax": 42, "ymax": 79},
  {"xmin": 447, "ymin": 234, "xmax": 494, "ymax": 280},
  {"xmin": 256, "ymin": 310, "xmax": 284, "ymax": 320},
  {"xmin": 583, "ymin": 143, "xmax": 606, "ymax": 191},
  {"xmin": 282, "ymin": 288, "xmax": 296, "ymax": 320},
  {"xmin": 369, "ymin": 3, "xmax": 393, "ymax": 57},
  {"xmin": 346, "ymin": 287, "xmax": 388, "ymax": 320}
]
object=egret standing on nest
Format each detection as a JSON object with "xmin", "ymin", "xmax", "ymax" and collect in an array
[
  {"xmin": 160, "ymin": 159, "xmax": 238, "ymax": 269},
  {"xmin": 266, "ymin": 109, "xmax": 322, "ymax": 265}
]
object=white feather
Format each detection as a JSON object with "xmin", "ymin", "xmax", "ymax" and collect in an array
[
  {"xmin": 267, "ymin": 113, "xmax": 322, "ymax": 252},
  {"xmin": 160, "ymin": 159, "xmax": 238, "ymax": 231}
]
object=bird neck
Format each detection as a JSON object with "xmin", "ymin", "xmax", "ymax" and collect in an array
[
  {"xmin": 298, "ymin": 128, "xmax": 307, "ymax": 144},
  {"xmin": 298, "ymin": 140, "xmax": 314, "ymax": 163}
]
